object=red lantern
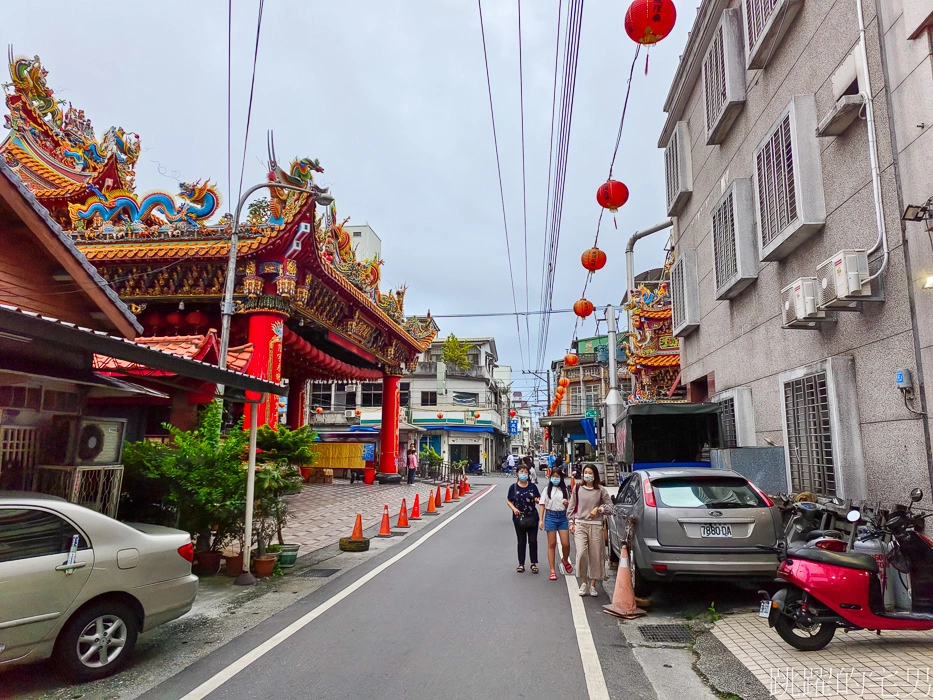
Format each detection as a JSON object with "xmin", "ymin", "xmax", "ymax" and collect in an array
[
  {"xmin": 596, "ymin": 181, "xmax": 629, "ymax": 211},
  {"xmin": 355, "ymin": 409, "xmax": 362, "ymax": 416},
  {"xmin": 564, "ymin": 353, "xmax": 579, "ymax": 367},
  {"xmin": 558, "ymin": 377, "xmax": 570, "ymax": 388},
  {"xmin": 166, "ymin": 311, "xmax": 184, "ymax": 328},
  {"xmin": 185, "ymin": 311, "xmax": 207, "ymax": 329},
  {"xmin": 509, "ymin": 410, "xmax": 516, "ymax": 417},
  {"xmin": 574, "ymin": 299, "xmax": 595, "ymax": 318},
  {"xmin": 624, "ymin": 0, "xmax": 677, "ymax": 45},
  {"xmin": 474, "ymin": 412, "xmax": 481, "ymax": 419},
  {"xmin": 437, "ymin": 413, "xmax": 444, "ymax": 419},
  {"xmin": 139, "ymin": 311, "xmax": 164, "ymax": 331},
  {"xmin": 581, "ymin": 247, "xmax": 607, "ymax": 272}
]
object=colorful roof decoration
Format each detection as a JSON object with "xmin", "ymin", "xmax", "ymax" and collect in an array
[{"xmin": 93, "ymin": 329, "xmax": 252, "ymax": 376}]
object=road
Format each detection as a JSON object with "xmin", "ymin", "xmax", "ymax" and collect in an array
[{"xmin": 138, "ymin": 483, "xmax": 657, "ymax": 700}]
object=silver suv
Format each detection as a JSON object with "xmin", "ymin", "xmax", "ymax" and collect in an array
[{"xmin": 607, "ymin": 468, "xmax": 781, "ymax": 596}]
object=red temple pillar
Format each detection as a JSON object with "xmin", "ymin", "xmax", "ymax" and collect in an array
[
  {"xmin": 244, "ymin": 311, "xmax": 286, "ymax": 428},
  {"xmin": 286, "ymin": 379, "xmax": 305, "ymax": 429},
  {"xmin": 378, "ymin": 370, "xmax": 402, "ymax": 474}
]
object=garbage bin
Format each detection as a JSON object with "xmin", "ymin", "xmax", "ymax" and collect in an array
[{"xmin": 363, "ymin": 461, "xmax": 376, "ymax": 485}]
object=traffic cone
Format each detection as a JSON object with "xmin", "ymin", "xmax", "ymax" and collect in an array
[
  {"xmin": 462, "ymin": 477, "xmax": 470, "ymax": 494},
  {"xmin": 339, "ymin": 514, "xmax": 370, "ymax": 552},
  {"xmin": 377, "ymin": 505, "xmax": 393, "ymax": 537},
  {"xmin": 452, "ymin": 483, "xmax": 460, "ymax": 500},
  {"xmin": 444, "ymin": 484, "xmax": 452, "ymax": 503},
  {"xmin": 350, "ymin": 514, "xmax": 364, "ymax": 540},
  {"xmin": 410, "ymin": 493, "xmax": 422, "ymax": 520},
  {"xmin": 603, "ymin": 545, "xmax": 647, "ymax": 619},
  {"xmin": 435, "ymin": 485, "xmax": 444, "ymax": 508},
  {"xmin": 396, "ymin": 499, "xmax": 410, "ymax": 528},
  {"xmin": 425, "ymin": 489, "xmax": 438, "ymax": 515}
]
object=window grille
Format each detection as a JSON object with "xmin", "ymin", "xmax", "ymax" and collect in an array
[
  {"xmin": 756, "ymin": 115, "xmax": 798, "ymax": 249},
  {"xmin": 703, "ymin": 26, "xmax": 727, "ymax": 134},
  {"xmin": 712, "ymin": 191, "xmax": 738, "ymax": 291},
  {"xmin": 671, "ymin": 260, "xmax": 686, "ymax": 331},
  {"xmin": 0, "ymin": 426, "xmax": 39, "ymax": 490},
  {"xmin": 664, "ymin": 129, "xmax": 680, "ymax": 213},
  {"xmin": 745, "ymin": 0, "xmax": 780, "ymax": 51},
  {"xmin": 783, "ymin": 371, "xmax": 836, "ymax": 496},
  {"xmin": 718, "ymin": 397, "xmax": 738, "ymax": 448}
]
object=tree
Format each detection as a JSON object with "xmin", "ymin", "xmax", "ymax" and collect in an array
[{"xmin": 441, "ymin": 333, "xmax": 473, "ymax": 369}]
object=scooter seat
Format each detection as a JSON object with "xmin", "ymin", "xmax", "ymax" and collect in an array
[{"xmin": 788, "ymin": 546, "xmax": 878, "ymax": 573}]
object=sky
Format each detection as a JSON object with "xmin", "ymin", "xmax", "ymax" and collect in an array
[{"xmin": 2, "ymin": 0, "xmax": 694, "ymax": 407}]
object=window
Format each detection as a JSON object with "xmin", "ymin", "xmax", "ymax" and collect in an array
[
  {"xmin": 361, "ymin": 383, "xmax": 382, "ymax": 408},
  {"xmin": 421, "ymin": 391, "xmax": 437, "ymax": 406},
  {"xmin": 453, "ymin": 392, "xmax": 478, "ymax": 407},
  {"xmin": 664, "ymin": 121, "xmax": 693, "ymax": 216},
  {"xmin": 0, "ymin": 508, "xmax": 88, "ymax": 563},
  {"xmin": 618, "ymin": 476, "xmax": 639, "ymax": 505},
  {"xmin": 584, "ymin": 384, "xmax": 601, "ymax": 411},
  {"xmin": 653, "ymin": 477, "xmax": 767, "ymax": 508},
  {"xmin": 711, "ymin": 179, "xmax": 757, "ymax": 300},
  {"xmin": 310, "ymin": 384, "xmax": 332, "ymax": 411},
  {"xmin": 754, "ymin": 96, "xmax": 825, "ymax": 261},
  {"xmin": 670, "ymin": 248, "xmax": 700, "ymax": 336},
  {"xmin": 0, "ymin": 386, "xmax": 42, "ymax": 410},
  {"xmin": 743, "ymin": 0, "xmax": 803, "ymax": 70},
  {"xmin": 702, "ymin": 10, "xmax": 746, "ymax": 145},
  {"xmin": 42, "ymin": 390, "xmax": 79, "ymax": 413},
  {"xmin": 352, "ymin": 231, "xmax": 362, "ymax": 237},
  {"xmin": 400, "ymin": 382, "xmax": 410, "ymax": 407},
  {"xmin": 719, "ymin": 397, "xmax": 738, "ymax": 448},
  {"xmin": 783, "ymin": 372, "xmax": 835, "ymax": 496}
]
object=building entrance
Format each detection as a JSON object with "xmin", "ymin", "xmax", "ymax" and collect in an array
[{"xmin": 450, "ymin": 443, "xmax": 481, "ymax": 467}]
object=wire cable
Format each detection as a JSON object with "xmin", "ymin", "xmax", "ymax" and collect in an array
[
  {"xmin": 236, "ymin": 0, "xmax": 265, "ymax": 204},
  {"xmin": 227, "ymin": 0, "xmax": 233, "ymax": 211},
  {"xmin": 517, "ymin": 0, "xmax": 533, "ymax": 374}
]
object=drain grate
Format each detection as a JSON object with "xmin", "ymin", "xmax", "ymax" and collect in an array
[
  {"xmin": 637, "ymin": 624, "xmax": 694, "ymax": 644},
  {"xmin": 299, "ymin": 568, "xmax": 340, "ymax": 578}
]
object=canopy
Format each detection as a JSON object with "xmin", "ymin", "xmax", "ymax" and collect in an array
[{"xmin": 614, "ymin": 402, "xmax": 722, "ymax": 465}]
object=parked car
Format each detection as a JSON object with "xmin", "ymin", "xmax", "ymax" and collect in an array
[
  {"xmin": 607, "ymin": 468, "xmax": 781, "ymax": 596},
  {"xmin": 0, "ymin": 492, "xmax": 198, "ymax": 681}
]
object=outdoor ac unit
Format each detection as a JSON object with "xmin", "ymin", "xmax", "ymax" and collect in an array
[
  {"xmin": 816, "ymin": 249, "xmax": 870, "ymax": 309},
  {"xmin": 780, "ymin": 277, "xmax": 829, "ymax": 328},
  {"xmin": 344, "ymin": 410, "xmax": 356, "ymax": 419},
  {"xmin": 74, "ymin": 418, "xmax": 126, "ymax": 466}
]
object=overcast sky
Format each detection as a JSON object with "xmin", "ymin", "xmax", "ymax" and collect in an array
[{"xmin": 3, "ymin": 0, "xmax": 693, "ymax": 405}]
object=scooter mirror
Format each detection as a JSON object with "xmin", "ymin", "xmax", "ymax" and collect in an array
[
  {"xmin": 911, "ymin": 488, "xmax": 924, "ymax": 503},
  {"xmin": 846, "ymin": 509, "xmax": 861, "ymax": 523}
]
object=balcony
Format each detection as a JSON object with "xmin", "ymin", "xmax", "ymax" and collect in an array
[
  {"xmin": 414, "ymin": 362, "xmax": 490, "ymax": 380},
  {"xmin": 308, "ymin": 411, "xmax": 361, "ymax": 426}
]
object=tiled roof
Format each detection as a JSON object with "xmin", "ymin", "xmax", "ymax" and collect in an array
[
  {"xmin": 93, "ymin": 330, "xmax": 252, "ymax": 374},
  {"xmin": 629, "ymin": 354, "xmax": 679, "ymax": 367},
  {"xmin": 632, "ymin": 308, "xmax": 671, "ymax": 320}
]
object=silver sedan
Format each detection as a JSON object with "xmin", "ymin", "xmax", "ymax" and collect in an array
[
  {"xmin": 607, "ymin": 468, "xmax": 781, "ymax": 596},
  {"xmin": 0, "ymin": 492, "xmax": 198, "ymax": 681}
]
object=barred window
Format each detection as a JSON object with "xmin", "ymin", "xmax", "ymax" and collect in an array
[
  {"xmin": 664, "ymin": 129, "xmax": 680, "ymax": 212},
  {"xmin": 718, "ymin": 397, "xmax": 738, "ymax": 448},
  {"xmin": 712, "ymin": 190, "xmax": 737, "ymax": 291},
  {"xmin": 671, "ymin": 259, "xmax": 686, "ymax": 331},
  {"xmin": 783, "ymin": 372, "xmax": 836, "ymax": 496},
  {"xmin": 703, "ymin": 26, "xmax": 727, "ymax": 133},
  {"xmin": 745, "ymin": 0, "xmax": 780, "ymax": 50},
  {"xmin": 756, "ymin": 115, "xmax": 798, "ymax": 248}
]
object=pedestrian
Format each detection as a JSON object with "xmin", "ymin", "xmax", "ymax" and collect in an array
[
  {"xmin": 407, "ymin": 447, "xmax": 418, "ymax": 485},
  {"xmin": 568, "ymin": 464, "xmax": 613, "ymax": 597},
  {"xmin": 525, "ymin": 456, "xmax": 538, "ymax": 484},
  {"xmin": 507, "ymin": 463, "xmax": 540, "ymax": 574},
  {"xmin": 538, "ymin": 467, "xmax": 573, "ymax": 581},
  {"xmin": 507, "ymin": 453, "xmax": 516, "ymax": 470}
]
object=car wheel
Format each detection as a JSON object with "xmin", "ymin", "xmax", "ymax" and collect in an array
[
  {"xmin": 773, "ymin": 592, "xmax": 836, "ymax": 651},
  {"xmin": 55, "ymin": 600, "xmax": 139, "ymax": 682},
  {"xmin": 628, "ymin": 546, "xmax": 654, "ymax": 598}
]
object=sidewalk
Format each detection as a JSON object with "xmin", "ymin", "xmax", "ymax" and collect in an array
[
  {"xmin": 713, "ymin": 612, "xmax": 933, "ymax": 699},
  {"xmin": 281, "ymin": 479, "xmax": 453, "ymax": 554}
]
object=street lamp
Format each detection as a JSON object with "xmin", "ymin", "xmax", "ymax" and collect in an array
[{"xmin": 902, "ymin": 200, "xmax": 933, "ymax": 222}]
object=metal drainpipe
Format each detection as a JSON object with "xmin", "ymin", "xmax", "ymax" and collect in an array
[{"xmin": 625, "ymin": 219, "xmax": 674, "ymax": 356}]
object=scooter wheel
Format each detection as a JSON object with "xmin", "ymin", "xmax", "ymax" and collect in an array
[{"xmin": 774, "ymin": 593, "xmax": 836, "ymax": 651}]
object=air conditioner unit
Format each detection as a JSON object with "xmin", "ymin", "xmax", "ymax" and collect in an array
[
  {"xmin": 74, "ymin": 418, "xmax": 127, "ymax": 466},
  {"xmin": 343, "ymin": 409, "xmax": 355, "ymax": 419},
  {"xmin": 780, "ymin": 277, "xmax": 829, "ymax": 328},
  {"xmin": 816, "ymin": 249, "xmax": 870, "ymax": 309}
]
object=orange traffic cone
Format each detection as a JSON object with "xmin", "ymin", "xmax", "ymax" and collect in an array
[
  {"xmin": 435, "ymin": 485, "xmax": 444, "ymax": 508},
  {"xmin": 410, "ymin": 493, "xmax": 422, "ymax": 520},
  {"xmin": 339, "ymin": 513, "xmax": 370, "ymax": 552},
  {"xmin": 350, "ymin": 513, "xmax": 364, "ymax": 540},
  {"xmin": 444, "ymin": 484, "xmax": 452, "ymax": 503},
  {"xmin": 462, "ymin": 477, "xmax": 470, "ymax": 494},
  {"xmin": 452, "ymin": 483, "xmax": 460, "ymax": 500},
  {"xmin": 425, "ymin": 489, "xmax": 438, "ymax": 515},
  {"xmin": 396, "ymin": 499, "xmax": 410, "ymax": 528},
  {"xmin": 377, "ymin": 505, "xmax": 393, "ymax": 537},
  {"xmin": 603, "ymin": 545, "xmax": 647, "ymax": 619}
]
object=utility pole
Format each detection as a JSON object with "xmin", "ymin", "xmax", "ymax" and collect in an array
[
  {"xmin": 604, "ymin": 305, "xmax": 624, "ymax": 453},
  {"xmin": 521, "ymin": 369, "xmax": 551, "ymax": 405}
]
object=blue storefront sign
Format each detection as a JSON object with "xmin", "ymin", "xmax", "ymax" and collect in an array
[{"xmin": 509, "ymin": 419, "xmax": 519, "ymax": 435}]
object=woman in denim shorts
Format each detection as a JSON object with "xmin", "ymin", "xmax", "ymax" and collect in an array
[{"xmin": 538, "ymin": 468, "xmax": 573, "ymax": 580}]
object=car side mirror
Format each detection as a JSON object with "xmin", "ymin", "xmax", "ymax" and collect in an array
[
  {"xmin": 610, "ymin": 494, "xmax": 617, "ymax": 504},
  {"xmin": 911, "ymin": 488, "xmax": 924, "ymax": 503},
  {"xmin": 846, "ymin": 510, "xmax": 861, "ymax": 523}
]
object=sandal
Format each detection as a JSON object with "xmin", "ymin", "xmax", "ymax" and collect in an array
[
  {"xmin": 516, "ymin": 566, "xmax": 525, "ymax": 573},
  {"xmin": 549, "ymin": 572, "xmax": 558, "ymax": 580},
  {"xmin": 530, "ymin": 564, "xmax": 539, "ymax": 574},
  {"xmin": 563, "ymin": 560, "xmax": 573, "ymax": 574}
]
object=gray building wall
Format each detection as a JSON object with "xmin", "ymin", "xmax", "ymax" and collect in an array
[{"xmin": 661, "ymin": 0, "xmax": 930, "ymax": 502}]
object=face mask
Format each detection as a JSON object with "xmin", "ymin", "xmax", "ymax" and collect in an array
[
  {"xmin": 550, "ymin": 477, "xmax": 561, "ymax": 486},
  {"xmin": 518, "ymin": 474, "xmax": 528, "ymax": 482},
  {"xmin": 584, "ymin": 474, "xmax": 595, "ymax": 483}
]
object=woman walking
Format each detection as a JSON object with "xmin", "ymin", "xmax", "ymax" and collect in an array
[
  {"xmin": 538, "ymin": 467, "xmax": 573, "ymax": 581},
  {"xmin": 507, "ymin": 463, "xmax": 540, "ymax": 574},
  {"xmin": 568, "ymin": 464, "xmax": 613, "ymax": 596}
]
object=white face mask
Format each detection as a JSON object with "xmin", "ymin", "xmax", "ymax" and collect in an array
[{"xmin": 583, "ymin": 474, "xmax": 595, "ymax": 483}]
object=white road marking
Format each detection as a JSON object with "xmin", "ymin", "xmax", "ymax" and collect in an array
[
  {"xmin": 560, "ymin": 541, "xmax": 611, "ymax": 700},
  {"xmin": 179, "ymin": 484, "xmax": 497, "ymax": 700}
]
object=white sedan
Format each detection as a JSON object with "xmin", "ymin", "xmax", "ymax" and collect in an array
[{"xmin": 0, "ymin": 492, "xmax": 198, "ymax": 681}]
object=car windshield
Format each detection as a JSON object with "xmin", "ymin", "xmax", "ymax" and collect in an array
[{"xmin": 652, "ymin": 477, "xmax": 765, "ymax": 509}]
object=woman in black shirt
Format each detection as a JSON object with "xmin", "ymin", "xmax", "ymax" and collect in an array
[{"xmin": 507, "ymin": 463, "xmax": 540, "ymax": 573}]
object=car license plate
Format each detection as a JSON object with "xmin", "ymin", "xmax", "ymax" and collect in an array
[
  {"xmin": 700, "ymin": 524, "xmax": 733, "ymax": 538},
  {"xmin": 759, "ymin": 600, "xmax": 771, "ymax": 618}
]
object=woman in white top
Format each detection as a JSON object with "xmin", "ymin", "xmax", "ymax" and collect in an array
[
  {"xmin": 538, "ymin": 467, "xmax": 573, "ymax": 580},
  {"xmin": 568, "ymin": 464, "xmax": 613, "ymax": 597}
]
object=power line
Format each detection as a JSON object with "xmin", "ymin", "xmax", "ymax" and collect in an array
[
  {"xmin": 227, "ymin": 0, "xmax": 232, "ymax": 209},
  {"xmin": 517, "ymin": 0, "xmax": 532, "ymax": 373},
  {"xmin": 236, "ymin": 0, "xmax": 265, "ymax": 204},
  {"xmin": 477, "ymin": 0, "xmax": 527, "ymax": 373}
]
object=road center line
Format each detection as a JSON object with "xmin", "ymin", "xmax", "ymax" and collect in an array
[
  {"xmin": 179, "ymin": 484, "xmax": 497, "ymax": 700},
  {"xmin": 560, "ymin": 541, "xmax": 611, "ymax": 700}
]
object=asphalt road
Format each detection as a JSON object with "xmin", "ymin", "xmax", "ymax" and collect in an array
[{"xmin": 139, "ymin": 483, "xmax": 655, "ymax": 700}]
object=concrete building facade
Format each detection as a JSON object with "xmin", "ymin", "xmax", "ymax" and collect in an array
[{"xmin": 660, "ymin": 0, "xmax": 932, "ymax": 502}]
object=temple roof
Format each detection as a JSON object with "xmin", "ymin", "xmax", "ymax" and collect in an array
[{"xmin": 93, "ymin": 329, "xmax": 252, "ymax": 375}]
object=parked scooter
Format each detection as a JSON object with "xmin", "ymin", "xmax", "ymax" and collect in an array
[
  {"xmin": 467, "ymin": 462, "xmax": 484, "ymax": 476},
  {"xmin": 761, "ymin": 488, "xmax": 933, "ymax": 651},
  {"xmin": 782, "ymin": 499, "xmax": 847, "ymax": 550}
]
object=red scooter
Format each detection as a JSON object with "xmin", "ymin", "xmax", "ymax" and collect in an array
[{"xmin": 761, "ymin": 488, "xmax": 933, "ymax": 651}]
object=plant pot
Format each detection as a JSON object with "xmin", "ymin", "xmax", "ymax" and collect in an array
[
  {"xmin": 254, "ymin": 555, "xmax": 277, "ymax": 578},
  {"xmin": 193, "ymin": 550, "xmax": 222, "ymax": 576},
  {"xmin": 223, "ymin": 553, "xmax": 244, "ymax": 576},
  {"xmin": 299, "ymin": 467, "xmax": 313, "ymax": 482},
  {"xmin": 277, "ymin": 544, "xmax": 300, "ymax": 568}
]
